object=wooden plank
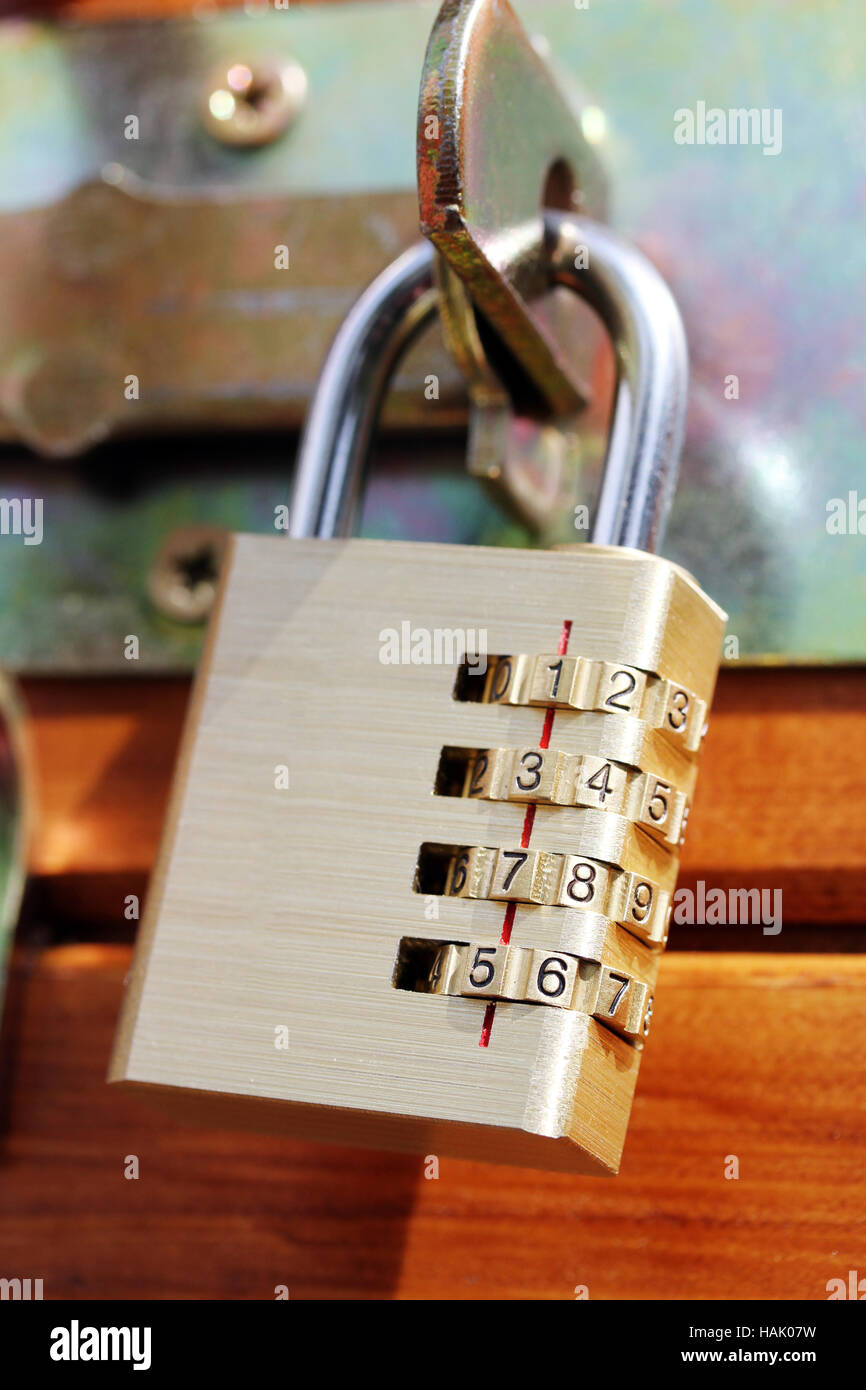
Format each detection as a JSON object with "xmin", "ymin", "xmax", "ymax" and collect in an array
[
  {"xmin": 1, "ymin": 943, "xmax": 863, "ymax": 1300},
  {"xmin": 21, "ymin": 678, "xmax": 188, "ymax": 880},
  {"xmin": 19, "ymin": 668, "xmax": 866, "ymax": 923},
  {"xmin": 680, "ymin": 667, "xmax": 866, "ymax": 923}
]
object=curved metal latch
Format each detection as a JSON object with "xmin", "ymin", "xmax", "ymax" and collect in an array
[
  {"xmin": 419, "ymin": 0, "xmax": 608, "ymax": 418},
  {"xmin": 419, "ymin": 0, "xmax": 615, "ymax": 533}
]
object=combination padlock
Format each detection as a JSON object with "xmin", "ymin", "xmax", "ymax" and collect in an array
[
  {"xmin": 111, "ymin": 212, "xmax": 724, "ymax": 1175},
  {"xmin": 111, "ymin": 1, "xmax": 725, "ymax": 1175}
]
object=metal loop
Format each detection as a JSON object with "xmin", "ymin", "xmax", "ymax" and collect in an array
[
  {"xmin": 288, "ymin": 243, "xmax": 436, "ymax": 540},
  {"xmin": 289, "ymin": 214, "xmax": 688, "ymax": 554}
]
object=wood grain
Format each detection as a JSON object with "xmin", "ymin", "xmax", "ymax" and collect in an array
[{"xmin": 1, "ymin": 942, "xmax": 863, "ymax": 1300}]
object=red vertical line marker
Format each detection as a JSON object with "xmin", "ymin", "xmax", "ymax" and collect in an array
[{"xmin": 480, "ymin": 619, "xmax": 573, "ymax": 1048}]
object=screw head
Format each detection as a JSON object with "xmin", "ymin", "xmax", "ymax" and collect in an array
[
  {"xmin": 148, "ymin": 524, "xmax": 229, "ymax": 624},
  {"xmin": 202, "ymin": 57, "xmax": 307, "ymax": 147}
]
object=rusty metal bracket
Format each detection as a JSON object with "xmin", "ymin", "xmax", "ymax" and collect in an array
[{"xmin": 0, "ymin": 8, "xmax": 466, "ymax": 458}]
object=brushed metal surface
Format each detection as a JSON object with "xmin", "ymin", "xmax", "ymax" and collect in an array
[{"xmin": 112, "ymin": 536, "xmax": 725, "ymax": 1172}]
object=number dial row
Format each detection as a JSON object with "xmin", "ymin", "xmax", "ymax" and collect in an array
[
  {"xmin": 426, "ymin": 940, "xmax": 653, "ymax": 1039},
  {"xmin": 446, "ymin": 845, "xmax": 670, "ymax": 945},
  {"xmin": 463, "ymin": 746, "xmax": 688, "ymax": 847},
  {"xmin": 481, "ymin": 654, "xmax": 706, "ymax": 753}
]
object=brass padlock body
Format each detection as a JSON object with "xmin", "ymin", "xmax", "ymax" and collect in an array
[{"xmin": 111, "ymin": 536, "xmax": 725, "ymax": 1174}]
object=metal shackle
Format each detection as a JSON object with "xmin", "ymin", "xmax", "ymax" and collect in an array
[{"xmin": 288, "ymin": 213, "xmax": 688, "ymax": 555}]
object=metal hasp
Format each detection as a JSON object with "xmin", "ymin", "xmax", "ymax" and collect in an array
[
  {"xmin": 289, "ymin": 214, "xmax": 687, "ymax": 554},
  {"xmin": 291, "ymin": 0, "xmax": 686, "ymax": 548},
  {"xmin": 418, "ymin": 0, "xmax": 607, "ymax": 419}
]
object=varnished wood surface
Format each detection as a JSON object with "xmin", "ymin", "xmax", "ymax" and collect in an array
[
  {"xmin": 1, "ymin": 942, "xmax": 863, "ymax": 1300},
  {"xmin": 8, "ymin": 666, "xmax": 863, "ymax": 1299},
  {"xmin": 20, "ymin": 667, "xmax": 866, "ymax": 926}
]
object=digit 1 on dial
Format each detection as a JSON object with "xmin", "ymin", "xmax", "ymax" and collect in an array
[{"xmin": 528, "ymin": 654, "xmax": 582, "ymax": 707}]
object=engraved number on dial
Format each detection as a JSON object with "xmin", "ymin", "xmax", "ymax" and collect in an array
[
  {"xmin": 631, "ymin": 881, "xmax": 654, "ymax": 922},
  {"xmin": 605, "ymin": 670, "xmax": 637, "ymax": 712},
  {"xmin": 566, "ymin": 860, "xmax": 596, "ymax": 903},
  {"xmin": 586, "ymin": 762, "xmax": 614, "ymax": 803},
  {"xmin": 647, "ymin": 779, "xmax": 670, "ymax": 823},
  {"xmin": 500, "ymin": 850, "xmax": 528, "ymax": 892},
  {"xmin": 468, "ymin": 754, "xmax": 488, "ymax": 797},
  {"xmin": 515, "ymin": 751, "xmax": 543, "ymax": 792},
  {"xmin": 490, "ymin": 660, "xmax": 513, "ymax": 702},
  {"xmin": 449, "ymin": 851, "xmax": 470, "ymax": 895},
  {"xmin": 468, "ymin": 946, "xmax": 497, "ymax": 990},
  {"xmin": 607, "ymin": 971, "xmax": 630, "ymax": 1015},
  {"xmin": 668, "ymin": 689, "xmax": 690, "ymax": 730},
  {"xmin": 536, "ymin": 956, "xmax": 570, "ymax": 999},
  {"xmin": 429, "ymin": 950, "xmax": 443, "ymax": 989}
]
